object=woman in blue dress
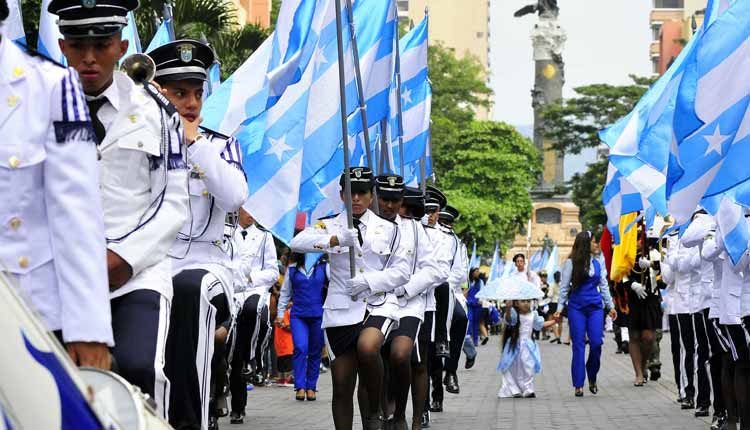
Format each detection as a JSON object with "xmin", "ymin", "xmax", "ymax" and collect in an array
[
  {"xmin": 555, "ymin": 232, "xmax": 617, "ymax": 397},
  {"xmin": 276, "ymin": 252, "xmax": 328, "ymax": 401}
]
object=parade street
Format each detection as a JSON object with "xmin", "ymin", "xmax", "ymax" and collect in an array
[{"xmin": 222, "ymin": 330, "xmax": 710, "ymax": 430}]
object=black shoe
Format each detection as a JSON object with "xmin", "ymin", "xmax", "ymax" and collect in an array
[
  {"xmin": 481, "ymin": 336, "xmax": 489, "ymax": 345},
  {"xmin": 649, "ymin": 369, "xmax": 661, "ymax": 381},
  {"xmin": 621, "ymin": 341, "xmax": 629, "ymax": 354},
  {"xmin": 523, "ymin": 392, "xmax": 536, "ymax": 398},
  {"xmin": 421, "ymin": 410, "xmax": 430, "ymax": 428},
  {"xmin": 676, "ymin": 396, "xmax": 685, "ymax": 404},
  {"xmin": 465, "ymin": 355, "xmax": 476, "ymax": 369},
  {"xmin": 241, "ymin": 366, "xmax": 253, "ymax": 383},
  {"xmin": 253, "ymin": 372, "xmax": 265, "ymax": 386},
  {"xmin": 694, "ymin": 406, "xmax": 710, "ymax": 417},
  {"xmin": 229, "ymin": 411, "xmax": 245, "ymax": 424},
  {"xmin": 208, "ymin": 415, "xmax": 219, "ymax": 430},
  {"xmin": 364, "ymin": 416, "xmax": 384, "ymax": 430},
  {"xmin": 429, "ymin": 401, "xmax": 443, "ymax": 412},
  {"xmin": 589, "ymin": 383, "xmax": 598, "ymax": 395},
  {"xmin": 681, "ymin": 399, "xmax": 695, "ymax": 410},
  {"xmin": 445, "ymin": 373, "xmax": 460, "ymax": 394},
  {"xmin": 711, "ymin": 414, "xmax": 728, "ymax": 430},
  {"xmin": 436, "ymin": 341, "xmax": 450, "ymax": 358}
]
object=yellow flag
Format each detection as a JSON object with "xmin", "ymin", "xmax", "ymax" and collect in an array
[{"xmin": 610, "ymin": 212, "xmax": 639, "ymax": 282}]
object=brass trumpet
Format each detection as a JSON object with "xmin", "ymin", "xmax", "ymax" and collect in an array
[{"xmin": 120, "ymin": 53, "xmax": 156, "ymax": 84}]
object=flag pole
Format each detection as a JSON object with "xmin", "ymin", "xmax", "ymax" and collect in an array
[
  {"xmin": 394, "ymin": 18, "xmax": 406, "ymax": 176},
  {"xmin": 335, "ymin": 0, "xmax": 357, "ymax": 278},
  {"xmin": 419, "ymin": 8, "xmax": 428, "ymax": 191},
  {"xmin": 163, "ymin": 2, "xmax": 176, "ymax": 41},
  {"xmin": 379, "ymin": 118, "xmax": 389, "ymax": 174}
]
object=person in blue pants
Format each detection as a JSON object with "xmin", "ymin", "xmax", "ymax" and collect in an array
[
  {"xmin": 466, "ymin": 268, "xmax": 484, "ymax": 347},
  {"xmin": 276, "ymin": 252, "xmax": 327, "ymax": 402},
  {"xmin": 555, "ymin": 231, "xmax": 617, "ymax": 397}
]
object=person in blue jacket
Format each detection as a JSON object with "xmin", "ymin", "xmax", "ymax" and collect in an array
[
  {"xmin": 554, "ymin": 231, "xmax": 617, "ymax": 397},
  {"xmin": 276, "ymin": 251, "xmax": 328, "ymax": 402},
  {"xmin": 466, "ymin": 268, "xmax": 484, "ymax": 347}
]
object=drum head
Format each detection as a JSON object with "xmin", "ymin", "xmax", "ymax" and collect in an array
[{"xmin": 79, "ymin": 369, "xmax": 143, "ymax": 430}]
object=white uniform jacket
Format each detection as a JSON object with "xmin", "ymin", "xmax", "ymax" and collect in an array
[
  {"xmin": 702, "ymin": 229, "xmax": 747, "ymax": 324},
  {"xmin": 662, "ymin": 238, "xmax": 695, "ymax": 315},
  {"xmin": 94, "ymin": 72, "xmax": 189, "ymax": 302},
  {"xmin": 442, "ymin": 225, "xmax": 469, "ymax": 308},
  {"xmin": 170, "ymin": 128, "xmax": 247, "ymax": 298},
  {"xmin": 233, "ymin": 224, "xmax": 279, "ymax": 304},
  {"xmin": 681, "ymin": 215, "xmax": 715, "ymax": 313},
  {"xmin": 0, "ymin": 40, "xmax": 112, "ymax": 345},
  {"xmin": 371, "ymin": 216, "xmax": 446, "ymax": 321},
  {"xmin": 291, "ymin": 210, "xmax": 411, "ymax": 329},
  {"xmin": 422, "ymin": 224, "xmax": 454, "ymax": 312}
]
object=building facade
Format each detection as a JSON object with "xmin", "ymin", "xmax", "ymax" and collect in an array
[
  {"xmin": 232, "ymin": 0, "xmax": 272, "ymax": 28},
  {"xmin": 399, "ymin": 0, "xmax": 492, "ymax": 119},
  {"xmin": 649, "ymin": 0, "xmax": 706, "ymax": 75}
]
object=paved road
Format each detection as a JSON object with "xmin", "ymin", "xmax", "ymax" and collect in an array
[{"xmin": 220, "ymin": 329, "xmax": 713, "ymax": 429}]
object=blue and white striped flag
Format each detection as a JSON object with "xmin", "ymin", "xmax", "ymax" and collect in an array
[
  {"xmin": 121, "ymin": 11, "xmax": 142, "ymax": 61},
  {"xmin": 391, "ymin": 16, "xmax": 431, "ymax": 167},
  {"xmin": 3, "ymin": 0, "xmax": 25, "ymax": 45},
  {"xmin": 602, "ymin": 162, "xmax": 650, "ymax": 243},
  {"xmin": 241, "ymin": 0, "xmax": 345, "ymax": 243},
  {"xmin": 469, "ymin": 241, "xmax": 478, "ymax": 269},
  {"xmin": 38, "ymin": 0, "xmax": 66, "ymax": 64},
  {"xmin": 501, "ymin": 256, "xmax": 513, "ymax": 278},
  {"xmin": 145, "ymin": 19, "xmax": 173, "ymax": 53},
  {"xmin": 716, "ymin": 196, "xmax": 750, "ymax": 265},
  {"xmin": 667, "ymin": 0, "xmax": 750, "ymax": 225},
  {"xmin": 544, "ymin": 245, "xmax": 559, "ymax": 276},
  {"xmin": 488, "ymin": 242, "xmax": 502, "ymax": 282}
]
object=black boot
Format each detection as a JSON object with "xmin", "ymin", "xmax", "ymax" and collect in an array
[
  {"xmin": 421, "ymin": 410, "xmax": 430, "ymax": 428},
  {"xmin": 444, "ymin": 372, "xmax": 460, "ymax": 394},
  {"xmin": 229, "ymin": 411, "xmax": 245, "ymax": 424}
]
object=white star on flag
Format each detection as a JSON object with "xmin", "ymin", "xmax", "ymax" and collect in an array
[
  {"xmin": 703, "ymin": 125, "xmax": 730, "ymax": 157},
  {"xmin": 265, "ymin": 135, "xmax": 292, "ymax": 161},
  {"xmin": 401, "ymin": 87, "xmax": 412, "ymax": 105},
  {"xmin": 313, "ymin": 46, "xmax": 328, "ymax": 71}
]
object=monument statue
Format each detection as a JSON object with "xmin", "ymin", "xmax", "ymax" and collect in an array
[{"xmin": 514, "ymin": 0, "xmax": 566, "ymax": 194}]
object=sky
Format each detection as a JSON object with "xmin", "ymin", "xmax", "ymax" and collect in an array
[{"xmin": 490, "ymin": 1, "xmax": 653, "ymax": 179}]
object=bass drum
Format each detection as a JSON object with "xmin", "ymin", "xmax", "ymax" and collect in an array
[{"xmin": 79, "ymin": 368, "xmax": 171, "ymax": 430}]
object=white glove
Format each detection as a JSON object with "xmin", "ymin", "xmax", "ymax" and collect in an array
[
  {"xmin": 638, "ymin": 257, "xmax": 650, "ymax": 270},
  {"xmin": 337, "ymin": 228, "xmax": 359, "ymax": 248},
  {"xmin": 348, "ymin": 276, "xmax": 371, "ymax": 300},
  {"xmin": 393, "ymin": 286, "xmax": 407, "ymax": 297},
  {"xmin": 630, "ymin": 282, "xmax": 647, "ymax": 300}
]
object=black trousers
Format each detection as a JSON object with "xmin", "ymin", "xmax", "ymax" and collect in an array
[
  {"xmin": 678, "ymin": 313, "xmax": 697, "ymax": 401},
  {"xmin": 433, "ymin": 283, "xmax": 451, "ymax": 344},
  {"xmin": 669, "ymin": 314, "xmax": 683, "ymax": 396},
  {"xmin": 165, "ymin": 269, "xmax": 229, "ymax": 430},
  {"xmin": 111, "ymin": 289, "xmax": 168, "ymax": 415},
  {"xmin": 693, "ymin": 309, "xmax": 712, "ymax": 409},
  {"xmin": 254, "ymin": 304, "xmax": 271, "ymax": 376},
  {"xmin": 427, "ymin": 341, "xmax": 443, "ymax": 404},
  {"xmin": 707, "ymin": 316, "xmax": 726, "ymax": 416},
  {"xmin": 229, "ymin": 294, "xmax": 265, "ymax": 413},
  {"xmin": 444, "ymin": 300, "xmax": 469, "ymax": 373}
]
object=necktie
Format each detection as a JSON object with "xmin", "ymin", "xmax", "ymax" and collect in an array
[
  {"xmin": 241, "ymin": 230, "xmax": 247, "ymax": 240},
  {"xmin": 87, "ymin": 97, "xmax": 108, "ymax": 144},
  {"xmin": 353, "ymin": 219, "xmax": 364, "ymax": 246}
]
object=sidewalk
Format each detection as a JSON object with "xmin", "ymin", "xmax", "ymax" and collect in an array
[{"xmin": 222, "ymin": 330, "xmax": 712, "ymax": 429}]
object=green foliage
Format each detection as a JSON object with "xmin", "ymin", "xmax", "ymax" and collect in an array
[
  {"xmin": 540, "ymin": 75, "xmax": 654, "ymax": 233},
  {"xmin": 438, "ymin": 121, "xmax": 541, "ymax": 255},
  {"xmin": 270, "ymin": 0, "xmax": 282, "ymax": 30},
  {"xmin": 570, "ymin": 158, "xmax": 607, "ymax": 234},
  {"xmin": 541, "ymin": 75, "xmax": 655, "ymax": 154},
  {"xmin": 20, "ymin": 0, "xmax": 42, "ymax": 49}
]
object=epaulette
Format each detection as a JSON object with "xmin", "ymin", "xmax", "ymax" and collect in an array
[
  {"xmin": 376, "ymin": 213, "xmax": 397, "ymax": 225},
  {"xmin": 21, "ymin": 44, "xmax": 65, "ymax": 68},
  {"xmin": 199, "ymin": 126, "xmax": 231, "ymax": 140},
  {"xmin": 423, "ymin": 224, "xmax": 435, "ymax": 229},
  {"xmin": 318, "ymin": 213, "xmax": 339, "ymax": 221}
]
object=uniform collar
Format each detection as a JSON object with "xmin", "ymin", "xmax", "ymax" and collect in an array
[
  {"xmin": 355, "ymin": 209, "xmax": 372, "ymax": 228},
  {"xmin": 0, "ymin": 38, "xmax": 28, "ymax": 85},
  {"xmin": 85, "ymin": 76, "xmax": 121, "ymax": 111}
]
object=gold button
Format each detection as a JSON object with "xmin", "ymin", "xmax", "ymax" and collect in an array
[
  {"xmin": 9, "ymin": 217, "xmax": 21, "ymax": 230},
  {"xmin": 359, "ymin": 268, "xmax": 364, "ymax": 273},
  {"xmin": 358, "ymin": 252, "xmax": 362, "ymax": 257},
  {"xmin": 137, "ymin": 142, "xmax": 144, "ymax": 148},
  {"xmin": 129, "ymin": 115, "xmax": 137, "ymax": 123},
  {"xmin": 8, "ymin": 156, "xmax": 20, "ymax": 168},
  {"xmin": 18, "ymin": 256, "xmax": 29, "ymax": 268},
  {"xmin": 7, "ymin": 95, "xmax": 18, "ymax": 107},
  {"xmin": 13, "ymin": 67, "xmax": 23, "ymax": 78},
  {"xmin": 202, "ymin": 190, "xmax": 209, "ymax": 197}
]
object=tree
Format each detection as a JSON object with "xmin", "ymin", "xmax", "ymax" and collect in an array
[
  {"xmin": 540, "ymin": 76, "xmax": 655, "ymax": 232},
  {"xmin": 21, "ymin": 0, "xmax": 41, "ymax": 49},
  {"xmin": 439, "ymin": 121, "xmax": 541, "ymax": 255}
]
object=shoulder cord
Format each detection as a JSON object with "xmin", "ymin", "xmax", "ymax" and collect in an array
[{"xmin": 410, "ymin": 220, "xmax": 419, "ymax": 274}]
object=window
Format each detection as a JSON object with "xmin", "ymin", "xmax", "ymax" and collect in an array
[
  {"xmin": 535, "ymin": 207, "xmax": 562, "ymax": 225},
  {"xmin": 652, "ymin": 56, "xmax": 660, "ymax": 75},
  {"xmin": 653, "ymin": 0, "xmax": 684, "ymax": 8},
  {"xmin": 651, "ymin": 22, "xmax": 662, "ymax": 40}
]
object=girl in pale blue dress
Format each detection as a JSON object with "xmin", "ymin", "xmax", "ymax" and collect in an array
[{"xmin": 497, "ymin": 300, "xmax": 555, "ymax": 398}]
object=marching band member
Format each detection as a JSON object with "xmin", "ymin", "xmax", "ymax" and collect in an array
[
  {"xmin": 52, "ymin": 0, "xmax": 189, "ymax": 417},
  {"xmin": 371, "ymin": 177, "xmax": 445, "ymax": 430},
  {"xmin": 147, "ymin": 39, "xmax": 247, "ymax": 430},
  {"xmin": 291, "ymin": 167, "xmax": 411, "ymax": 430},
  {"xmin": 437, "ymin": 206, "xmax": 474, "ymax": 396},
  {"xmin": 0, "ymin": 2, "xmax": 112, "ymax": 368}
]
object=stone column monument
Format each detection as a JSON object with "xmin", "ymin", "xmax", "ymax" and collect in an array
[
  {"xmin": 514, "ymin": 0, "xmax": 567, "ymax": 194},
  {"xmin": 507, "ymin": 1, "xmax": 580, "ymax": 269}
]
